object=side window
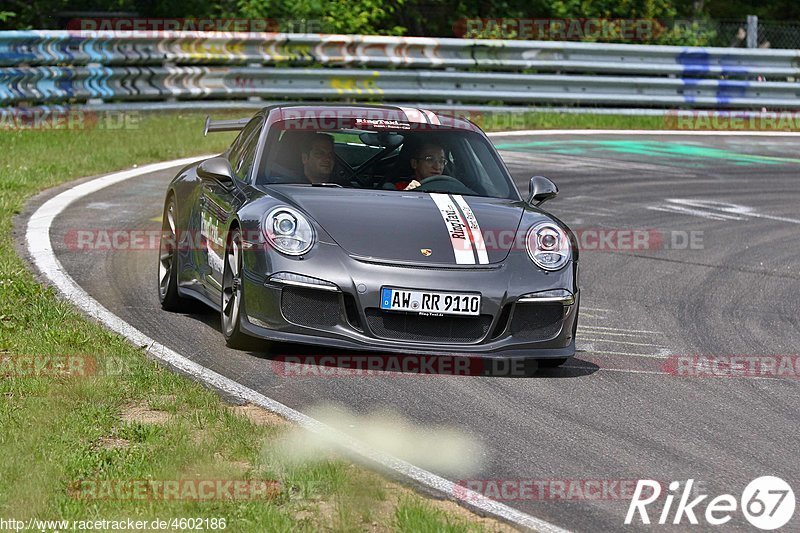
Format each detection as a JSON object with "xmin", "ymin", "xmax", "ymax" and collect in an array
[
  {"xmin": 464, "ymin": 138, "xmax": 513, "ymax": 198},
  {"xmin": 227, "ymin": 118, "xmax": 262, "ymax": 179},
  {"xmin": 235, "ymin": 128, "xmax": 262, "ymax": 181},
  {"xmin": 227, "ymin": 128, "xmax": 249, "ymax": 164}
]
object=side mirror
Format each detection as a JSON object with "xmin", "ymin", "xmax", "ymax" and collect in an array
[
  {"xmin": 528, "ymin": 176, "xmax": 558, "ymax": 206},
  {"xmin": 197, "ymin": 157, "xmax": 234, "ymax": 187}
]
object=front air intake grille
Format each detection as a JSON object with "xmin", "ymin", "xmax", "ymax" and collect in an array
[
  {"xmin": 490, "ymin": 303, "xmax": 513, "ymax": 339},
  {"xmin": 365, "ymin": 308, "xmax": 492, "ymax": 343},
  {"xmin": 510, "ymin": 304, "xmax": 563, "ymax": 341},
  {"xmin": 343, "ymin": 293, "xmax": 364, "ymax": 332},
  {"xmin": 281, "ymin": 286, "xmax": 340, "ymax": 327}
]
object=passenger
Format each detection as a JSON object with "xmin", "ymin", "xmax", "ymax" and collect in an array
[
  {"xmin": 301, "ymin": 133, "xmax": 335, "ymax": 184},
  {"xmin": 396, "ymin": 143, "xmax": 448, "ymax": 191}
]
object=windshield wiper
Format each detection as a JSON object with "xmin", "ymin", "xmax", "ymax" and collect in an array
[{"xmin": 311, "ymin": 182, "xmax": 343, "ymax": 187}]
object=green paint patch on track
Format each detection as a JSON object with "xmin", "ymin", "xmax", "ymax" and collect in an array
[{"xmin": 495, "ymin": 140, "xmax": 800, "ymax": 166}]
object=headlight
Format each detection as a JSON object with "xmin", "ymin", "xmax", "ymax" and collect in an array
[
  {"xmin": 526, "ymin": 222, "xmax": 570, "ymax": 271},
  {"xmin": 263, "ymin": 206, "xmax": 315, "ymax": 256}
]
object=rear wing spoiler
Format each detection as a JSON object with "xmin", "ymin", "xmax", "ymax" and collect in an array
[{"xmin": 203, "ymin": 117, "xmax": 250, "ymax": 136}]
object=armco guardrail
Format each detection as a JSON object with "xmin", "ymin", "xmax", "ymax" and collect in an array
[
  {"xmin": 5, "ymin": 67, "xmax": 800, "ymax": 108},
  {"xmin": 2, "ymin": 30, "xmax": 800, "ymax": 109}
]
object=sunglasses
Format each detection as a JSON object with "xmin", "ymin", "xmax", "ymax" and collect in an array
[{"xmin": 415, "ymin": 156, "xmax": 447, "ymax": 165}]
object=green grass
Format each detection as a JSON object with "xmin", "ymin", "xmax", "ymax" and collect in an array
[
  {"xmin": 476, "ymin": 111, "xmax": 665, "ymax": 131},
  {"xmin": 0, "ymin": 111, "xmax": 509, "ymax": 532},
  {"xmin": 394, "ymin": 497, "xmax": 485, "ymax": 533}
]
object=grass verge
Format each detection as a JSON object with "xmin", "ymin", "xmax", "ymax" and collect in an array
[
  {"xmin": 0, "ymin": 112, "xmax": 514, "ymax": 532},
  {"xmin": 473, "ymin": 110, "xmax": 800, "ymax": 132},
  {"xmin": 476, "ymin": 111, "xmax": 665, "ymax": 131}
]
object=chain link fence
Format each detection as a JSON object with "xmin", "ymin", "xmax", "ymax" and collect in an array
[
  {"xmin": 639, "ymin": 18, "xmax": 800, "ymax": 49},
  {"xmin": 750, "ymin": 21, "xmax": 800, "ymax": 50}
]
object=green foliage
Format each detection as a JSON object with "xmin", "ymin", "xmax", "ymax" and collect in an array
[
  {"xmin": 541, "ymin": 0, "xmax": 717, "ymax": 45},
  {"xmin": 0, "ymin": 0, "xmax": 790, "ymax": 47},
  {"xmin": 227, "ymin": 0, "xmax": 406, "ymax": 35},
  {"xmin": 549, "ymin": 0, "xmax": 677, "ymax": 19},
  {"xmin": 705, "ymin": 0, "xmax": 800, "ymax": 21},
  {"xmin": 654, "ymin": 19, "xmax": 718, "ymax": 46}
]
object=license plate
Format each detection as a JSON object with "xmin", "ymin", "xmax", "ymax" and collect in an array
[{"xmin": 380, "ymin": 288, "xmax": 481, "ymax": 316}]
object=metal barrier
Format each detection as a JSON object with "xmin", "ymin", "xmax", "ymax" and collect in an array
[{"xmin": 2, "ymin": 30, "xmax": 799, "ymax": 109}]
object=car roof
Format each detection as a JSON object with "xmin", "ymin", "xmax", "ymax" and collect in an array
[{"xmin": 265, "ymin": 103, "xmax": 483, "ymax": 133}]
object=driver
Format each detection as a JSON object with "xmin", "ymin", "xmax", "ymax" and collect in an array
[
  {"xmin": 396, "ymin": 143, "xmax": 447, "ymax": 191},
  {"xmin": 301, "ymin": 133, "xmax": 335, "ymax": 184}
]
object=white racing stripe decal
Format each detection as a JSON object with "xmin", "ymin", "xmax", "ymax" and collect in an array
[
  {"xmin": 429, "ymin": 193, "xmax": 475, "ymax": 264},
  {"xmin": 398, "ymin": 106, "xmax": 440, "ymax": 125},
  {"xmin": 451, "ymin": 195, "xmax": 489, "ymax": 264},
  {"xmin": 397, "ymin": 106, "xmax": 427, "ymax": 124},
  {"xmin": 421, "ymin": 109, "xmax": 441, "ymax": 125},
  {"xmin": 448, "ymin": 197, "xmax": 480, "ymax": 265}
]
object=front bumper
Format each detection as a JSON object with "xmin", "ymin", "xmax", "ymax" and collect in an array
[{"xmin": 239, "ymin": 240, "xmax": 579, "ymax": 359}]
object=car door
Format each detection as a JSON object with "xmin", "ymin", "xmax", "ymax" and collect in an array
[{"xmin": 200, "ymin": 118, "xmax": 262, "ymax": 297}]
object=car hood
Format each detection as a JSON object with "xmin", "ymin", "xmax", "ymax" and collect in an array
[{"xmin": 266, "ymin": 186, "xmax": 528, "ymax": 265}]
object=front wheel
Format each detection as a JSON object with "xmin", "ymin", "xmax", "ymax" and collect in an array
[
  {"xmin": 221, "ymin": 227, "xmax": 255, "ymax": 349},
  {"xmin": 158, "ymin": 196, "xmax": 193, "ymax": 311}
]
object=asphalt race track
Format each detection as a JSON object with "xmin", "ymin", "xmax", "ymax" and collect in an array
[{"xmin": 33, "ymin": 134, "xmax": 800, "ymax": 531}]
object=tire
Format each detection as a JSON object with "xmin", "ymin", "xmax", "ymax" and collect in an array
[
  {"xmin": 221, "ymin": 227, "xmax": 256, "ymax": 349},
  {"xmin": 158, "ymin": 196, "xmax": 193, "ymax": 312}
]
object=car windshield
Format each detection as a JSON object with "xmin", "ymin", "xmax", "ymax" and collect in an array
[{"xmin": 255, "ymin": 121, "xmax": 518, "ymax": 199}]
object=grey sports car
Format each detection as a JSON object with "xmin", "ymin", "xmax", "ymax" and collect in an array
[{"xmin": 158, "ymin": 104, "xmax": 579, "ymax": 367}]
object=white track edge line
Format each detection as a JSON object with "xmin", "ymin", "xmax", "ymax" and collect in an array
[{"xmin": 25, "ymin": 156, "xmax": 569, "ymax": 533}]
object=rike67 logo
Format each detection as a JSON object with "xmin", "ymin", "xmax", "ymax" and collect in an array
[{"xmin": 625, "ymin": 477, "xmax": 795, "ymax": 530}]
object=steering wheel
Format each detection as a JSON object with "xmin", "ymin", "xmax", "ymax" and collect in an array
[{"xmin": 415, "ymin": 175, "xmax": 475, "ymax": 195}]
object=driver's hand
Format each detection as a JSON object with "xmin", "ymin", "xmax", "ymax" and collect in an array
[{"xmin": 404, "ymin": 180, "xmax": 421, "ymax": 190}]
